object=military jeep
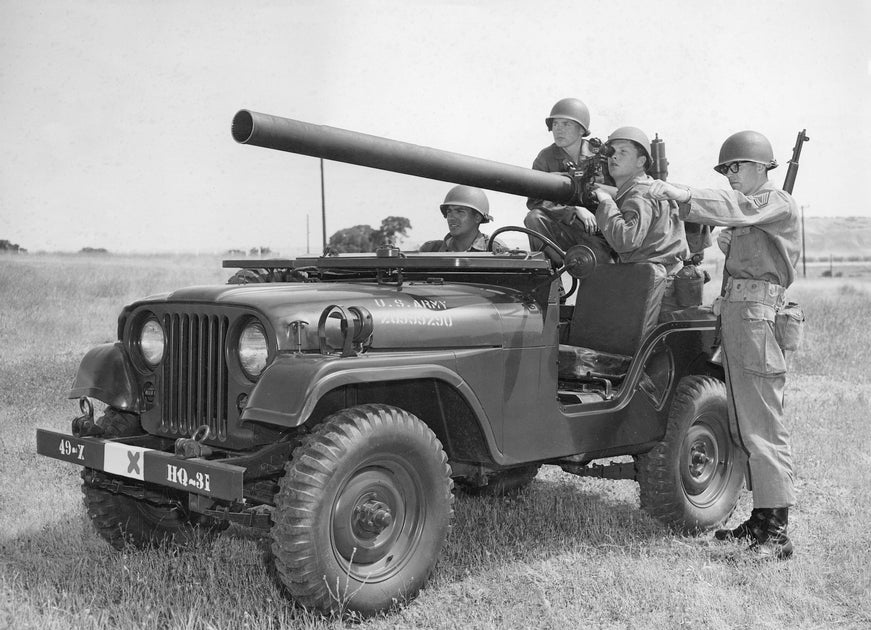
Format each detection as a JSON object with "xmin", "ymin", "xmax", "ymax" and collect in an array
[{"xmin": 36, "ymin": 110, "xmax": 743, "ymax": 616}]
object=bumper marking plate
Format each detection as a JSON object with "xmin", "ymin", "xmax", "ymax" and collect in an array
[{"xmin": 36, "ymin": 429, "xmax": 245, "ymax": 501}]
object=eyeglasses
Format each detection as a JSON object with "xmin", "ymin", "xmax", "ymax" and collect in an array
[{"xmin": 715, "ymin": 161, "xmax": 746, "ymax": 175}]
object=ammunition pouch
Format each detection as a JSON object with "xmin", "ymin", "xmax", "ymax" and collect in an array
[
  {"xmin": 775, "ymin": 302, "xmax": 805, "ymax": 352},
  {"xmin": 671, "ymin": 263, "xmax": 710, "ymax": 308},
  {"xmin": 673, "ymin": 273, "xmax": 704, "ymax": 307}
]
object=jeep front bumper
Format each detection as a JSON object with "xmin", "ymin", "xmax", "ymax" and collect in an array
[{"xmin": 36, "ymin": 429, "xmax": 245, "ymax": 501}]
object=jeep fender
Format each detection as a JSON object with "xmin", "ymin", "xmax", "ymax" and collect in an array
[
  {"xmin": 241, "ymin": 351, "xmax": 501, "ymax": 456},
  {"xmin": 68, "ymin": 342, "xmax": 139, "ymax": 411}
]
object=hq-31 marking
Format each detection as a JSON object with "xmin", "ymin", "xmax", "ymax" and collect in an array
[{"xmin": 166, "ymin": 463, "xmax": 211, "ymax": 492}]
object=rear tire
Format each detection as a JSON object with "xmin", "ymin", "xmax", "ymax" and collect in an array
[
  {"xmin": 636, "ymin": 375, "xmax": 746, "ymax": 533},
  {"xmin": 270, "ymin": 404, "xmax": 453, "ymax": 616}
]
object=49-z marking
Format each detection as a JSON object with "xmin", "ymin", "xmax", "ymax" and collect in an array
[{"xmin": 58, "ymin": 439, "xmax": 85, "ymax": 460}]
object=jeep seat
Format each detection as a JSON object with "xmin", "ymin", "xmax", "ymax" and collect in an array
[{"xmin": 558, "ymin": 262, "xmax": 666, "ymax": 381}]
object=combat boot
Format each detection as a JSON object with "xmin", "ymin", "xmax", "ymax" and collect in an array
[
  {"xmin": 749, "ymin": 507, "xmax": 793, "ymax": 560},
  {"xmin": 714, "ymin": 508, "xmax": 765, "ymax": 541}
]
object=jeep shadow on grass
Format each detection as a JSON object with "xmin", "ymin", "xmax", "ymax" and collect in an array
[{"xmin": 36, "ymin": 110, "xmax": 740, "ymax": 617}]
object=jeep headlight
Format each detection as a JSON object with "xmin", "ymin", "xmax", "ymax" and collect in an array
[
  {"xmin": 139, "ymin": 318, "xmax": 165, "ymax": 367},
  {"xmin": 238, "ymin": 322, "xmax": 269, "ymax": 379}
]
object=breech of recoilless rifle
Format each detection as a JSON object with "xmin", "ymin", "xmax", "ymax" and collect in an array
[{"xmin": 231, "ymin": 109, "xmax": 583, "ymax": 206}]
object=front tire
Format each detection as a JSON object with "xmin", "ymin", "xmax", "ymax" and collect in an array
[
  {"xmin": 636, "ymin": 375, "xmax": 746, "ymax": 533},
  {"xmin": 271, "ymin": 404, "xmax": 453, "ymax": 616},
  {"xmin": 81, "ymin": 471, "xmax": 227, "ymax": 550}
]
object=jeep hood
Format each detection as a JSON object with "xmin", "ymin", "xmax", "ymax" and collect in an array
[{"xmin": 133, "ymin": 281, "xmax": 545, "ymax": 350}]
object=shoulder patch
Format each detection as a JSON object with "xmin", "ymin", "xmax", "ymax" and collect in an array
[{"xmin": 750, "ymin": 191, "xmax": 771, "ymax": 208}]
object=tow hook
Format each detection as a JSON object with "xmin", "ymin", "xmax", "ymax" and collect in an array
[
  {"xmin": 174, "ymin": 424, "xmax": 214, "ymax": 459},
  {"xmin": 71, "ymin": 397, "xmax": 103, "ymax": 437}
]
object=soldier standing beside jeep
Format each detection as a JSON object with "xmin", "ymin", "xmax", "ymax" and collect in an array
[
  {"xmin": 523, "ymin": 98, "xmax": 614, "ymax": 265},
  {"xmin": 646, "ymin": 130, "xmax": 801, "ymax": 560},
  {"xmin": 420, "ymin": 185, "xmax": 508, "ymax": 253}
]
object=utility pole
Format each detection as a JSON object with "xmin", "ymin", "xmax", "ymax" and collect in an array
[
  {"xmin": 801, "ymin": 205, "xmax": 807, "ymax": 278},
  {"xmin": 320, "ymin": 159, "xmax": 327, "ymax": 251}
]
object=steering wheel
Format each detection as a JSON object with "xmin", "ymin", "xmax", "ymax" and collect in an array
[{"xmin": 488, "ymin": 226, "xmax": 596, "ymax": 301}]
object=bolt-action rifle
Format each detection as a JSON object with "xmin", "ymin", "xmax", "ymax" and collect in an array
[{"xmin": 782, "ymin": 129, "xmax": 809, "ymax": 195}]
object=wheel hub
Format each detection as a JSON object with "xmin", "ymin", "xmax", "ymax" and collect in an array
[
  {"xmin": 332, "ymin": 465, "xmax": 418, "ymax": 568},
  {"xmin": 690, "ymin": 444, "xmax": 711, "ymax": 477},
  {"xmin": 682, "ymin": 423, "xmax": 722, "ymax": 496},
  {"xmin": 354, "ymin": 498, "xmax": 393, "ymax": 534}
]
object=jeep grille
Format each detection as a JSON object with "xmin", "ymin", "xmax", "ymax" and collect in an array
[{"xmin": 160, "ymin": 312, "xmax": 230, "ymax": 440}]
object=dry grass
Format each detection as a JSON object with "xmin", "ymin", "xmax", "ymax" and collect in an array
[{"xmin": 1, "ymin": 254, "xmax": 870, "ymax": 629}]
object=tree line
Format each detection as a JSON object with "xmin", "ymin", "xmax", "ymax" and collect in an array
[
  {"xmin": 0, "ymin": 239, "xmax": 26, "ymax": 253},
  {"xmin": 327, "ymin": 216, "xmax": 411, "ymax": 253}
]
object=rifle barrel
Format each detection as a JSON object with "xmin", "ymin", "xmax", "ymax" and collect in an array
[{"xmin": 782, "ymin": 129, "xmax": 809, "ymax": 195}]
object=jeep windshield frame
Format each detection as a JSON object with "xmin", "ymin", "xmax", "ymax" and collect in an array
[
  {"xmin": 223, "ymin": 251, "xmax": 553, "ymax": 273},
  {"xmin": 223, "ymin": 251, "xmax": 557, "ymax": 300}
]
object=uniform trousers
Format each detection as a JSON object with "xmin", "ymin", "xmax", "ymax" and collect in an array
[{"xmin": 720, "ymin": 295, "xmax": 795, "ymax": 508}]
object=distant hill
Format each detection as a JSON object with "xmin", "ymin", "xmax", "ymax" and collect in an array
[{"xmin": 802, "ymin": 216, "xmax": 871, "ymax": 260}]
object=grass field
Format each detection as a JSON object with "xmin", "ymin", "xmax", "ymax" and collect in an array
[{"xmin": 2, "ymin": 254, "xmax": 870, "ymax": 630}]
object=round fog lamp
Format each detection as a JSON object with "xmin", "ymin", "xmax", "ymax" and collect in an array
[
  {"xmin": 239, "ymin": 323, "xmax": 269, "ymax": 379},
  {"xmin": 140, "ymin": 319, "xmax": 165, "ymax": 367}
]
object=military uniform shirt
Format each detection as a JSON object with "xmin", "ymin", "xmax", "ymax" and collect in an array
[
  {"xmin": 679, "ymin": 180, "xmax": 800, "ymax": 287},
  {"xmin": 419, "ymin": 231, "xmax": 509, "ymax": 253},
  {"xmin": 526, "ymin": 141, "xmax": 595, "ymax": 221},
  {"xmin": 595, "ymin": 174, "xmax": 689, "ymax": 268}
]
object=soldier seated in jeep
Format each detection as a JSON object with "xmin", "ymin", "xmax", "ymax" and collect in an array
[{"xmin": 420, "ymin": 185, "xmax": 509, "ymax": 253}]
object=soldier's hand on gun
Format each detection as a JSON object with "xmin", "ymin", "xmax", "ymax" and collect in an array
[
  {"xmin": 573, "ymin": 206, "xmax": 598, "ymax": 232},
  {"xmin": 592, "ymin": 184, "xmax": 618, "ymax": 200},
  {"xmin": 644, "ymin": 180, "xmax": 691, "ymax": 203},
  {"xmin": 590, "ymin": 188, "xmax": 611, "ymax": 208}
]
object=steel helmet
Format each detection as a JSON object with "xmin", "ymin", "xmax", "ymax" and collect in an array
[
  {"xmin": 715, "ymin": 130, "xmax": 779, "ymax": 172},
  {"xmin": 545, "ymin": 98, "xmax": 591, "ymax": 136},
  {"xmin": 440, "ymin": 185, "xmax": 492, "ymax": 223},
  {"xmin": 606, "ymin": 126, "xmax": 652, "ymax": 163}
]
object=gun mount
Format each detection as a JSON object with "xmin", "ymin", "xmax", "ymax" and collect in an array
[{"xmin": 231, "ymin": 109, "xmax": 580, "ymax": 205}]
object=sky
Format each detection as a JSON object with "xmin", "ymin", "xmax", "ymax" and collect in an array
[{"xmin": 1, "ymin": 0, "xmax": 869, "ymax": 254}]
